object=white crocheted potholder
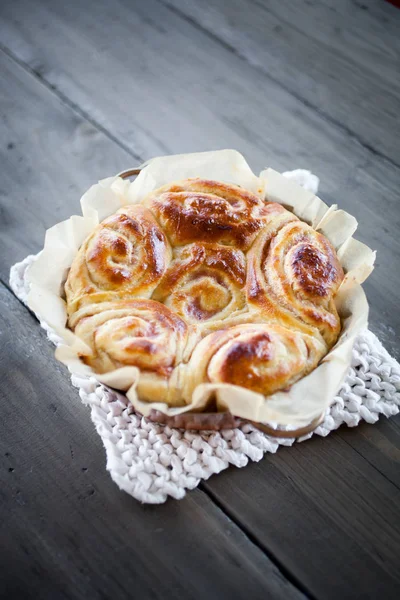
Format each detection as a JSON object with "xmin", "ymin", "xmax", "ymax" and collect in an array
[{"xmin": 10, "ymin": 254, "xmax": 400, "ymax": 503}]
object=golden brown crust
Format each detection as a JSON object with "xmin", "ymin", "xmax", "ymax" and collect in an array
[
  {"xmin": 65, "ymin": 205, "xmax": 171, "ymax": 315},
  {"xmin": 246, "ymin": 220, "xmax": 344, "ymax": 346},
  {"xmin": 72, "ymin": 299, "xmax": 189, "ymax": 406},
  {"xmin": 143, "ymin": 178, "xmax": 282, "ymax": 250},
  {"xmin": 65, "ymin": 177, "xmax": 345, "ymax": 407},
  {"xmin": 152, "ymin": 243, "xmax": 246, "ymax": 326},
  {"xmin": 184, "ymin": 323, "xmax": 326, "ymax": 397}
]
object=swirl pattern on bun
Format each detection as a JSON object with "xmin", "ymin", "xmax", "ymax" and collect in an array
[
  {"xmin": 152, "ymin": 243, "xmax": 246, "ymax": 326},
  {"xmin": 143, "ymin": 178, "xmax": 285, "ymax": 250},
  {"xmin": 71, "ymin": 299, "xmax": 188, "ymax": 405},
  {"xmin": 65, "ymin": 205, "xmax": 171, "ymax": 314},
  {"xmin": 185, "ymin": 322, "xmax": 326, "ymax": 396},
  {"xmin": 246, "ymin": 220, "xmax": 344, "ymax": 346},
  {"xmin": 65, "ymin": 177, "xmax": 345, "ymax": 406}
]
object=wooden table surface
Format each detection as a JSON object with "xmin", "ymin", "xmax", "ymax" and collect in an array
[{"xmin": 1, "ymin": 1, "xmax": 400, "ymax": 598}]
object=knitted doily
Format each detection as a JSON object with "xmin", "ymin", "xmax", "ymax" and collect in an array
[
  {"xmin": 10, "ymin": 254, "xmax": 400, "ymax": 503},
  {"xmin": 10, "ymin": 168, "xmax": 400, "ymax": 504}
]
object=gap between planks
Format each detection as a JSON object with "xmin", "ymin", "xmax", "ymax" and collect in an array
[
  {"xmin": 0, "ymin": 43, "xmax": 143, "ymax": 166},
  {"xmin": 199, "ymin": 480, "xmax": 317, "ymax": 599},
  {"xmin": 0, "ymin": 278, "xmax": 310, "ymax": 599},
  {"xmin": 158, "ymin": 0, "xmax": 400, "ymax": 170},
  {"xmin": 2, "ymin": 30, "xmax": 399, "ymax": 466},
  {"xmin": 2, "ymin": 21, "xmax": 400, "ymax": 595},
  {"xmin": 2, "ymin": 32, "xmax": 399, "ymax": 501},
  {"xmin": 1, "ymin": 0, "xmax": 399, "ymax": 176},
  {"xmin": 337, "ymin": 428, "xmax": 400, "ymax": 492}
]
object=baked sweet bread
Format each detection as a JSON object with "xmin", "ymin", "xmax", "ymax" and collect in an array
[
  {"xmin": 152, "ymin": 242, "xmax": 247, "ymax": 327},
  {"xmin": 65, "ymin": 204, "xmax": 171, "ymax": 314},
  {"xmin": 184, "ymin": 323, "xmax": 326, "ymax": 397},
  {"xmin": 65, "ymin": 178, "xmax": 344, "ymax": 407},
  {"xmin": 69, "ymin": 299, "xmax": 189, "ymax": 405},
  {"xmin": 247, "ymin": 219, "xmax": 343, "ymax": 346}
]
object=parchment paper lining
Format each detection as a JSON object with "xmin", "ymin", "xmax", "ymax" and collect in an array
[{"xmin": 26, "ymin": 150, "xmax": 375, "ymax": 427}]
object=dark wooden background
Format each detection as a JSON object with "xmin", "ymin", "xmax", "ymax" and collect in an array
[{"xmin": 1, "ymin": 1, "xmax": 400, "ymax": 598}]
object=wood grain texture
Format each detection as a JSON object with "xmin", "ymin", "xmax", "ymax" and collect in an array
[
  {"xmin": 166, "ymin": 0, "xmax": 400, "ymax": 162},
  {"xmin": 0, "ymin": 49, "xmax": 306, "ymax": 600},
  {"xmin": 0, "ymin": 1, "xmax": 400, "ymax": 598},
  {"xmin": 0, "ymin": 50, "xmax": 129, "ymax": 278},
  {"xmin": 0, "ymin": 282, "xmax": 304, "ymax": 600},
  {"xmin": 203, "ymin": 426, "xmax": 400, "ymax": 600},
  {"xmin": 163, "ymin": 0, "xmax": 400, "ymax": 164},
  {"xmin": 0, "ymin": 0, "xmax": 399, "ymax": 359},
  {"xmin": 338, "ymin": 416, "xmax": 400, "ymax": 489}
]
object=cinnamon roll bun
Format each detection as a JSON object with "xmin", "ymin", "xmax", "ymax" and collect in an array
[
  {"xmin": 70, "ymin": 299, "xmax": 189, "ymax": 406},
  {"xmin": 143, "ymin": 178, "xmax": 277, "ymax": 250},
  {"xmin": 247, "ymin": 220, "xmax": 344, "ymax": 346},
  {"xmin": 185, "ymin": 323, "xmax": 326, "ymax": 397},
  {"xmin": 65, "ymin": 175, "xmax": 345, "ymax": 407},
  {"xmin": 65, "ymin": 205, "xmax": 171, "ymax": 315},
  {"xmin": 152, "ymin": 243, "xmax": 246, "ymax": 326}
]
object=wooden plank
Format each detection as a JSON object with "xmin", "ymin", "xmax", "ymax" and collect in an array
[
  {"xmin": 0, "ymin": 5, "xmax": 400, "ymax": 599},
  {"xmin": 0, "ymin": 51, "xmax": 130, "ymax": 277},
  {"xmin": 278, "ymin": 0, "xmax": 400, "ymax": 85},
  {"xmin": 0, "ymin": 281, "xmax": 304, "ymax": 600},
  {"xmin": 338, "ymin": 417, "xmax": 400, "ymax": 489},
  {"xmin": 0, "ymin": 47, "xmax": 304, "ymax": 599},
  {"xmin": 202, "ymin": 427, "xmax": 400, "ymax": 600},
  {"xmin": 0, "ymin": 0, "xmax": 399, "ymax": 360},
  {"xmin": 2, "ymin": 0, "xmax": 400, "ymax": 166},
  {"xmin": 162, "ymin": 0, "xmax": 400, "ymax": 164}
]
